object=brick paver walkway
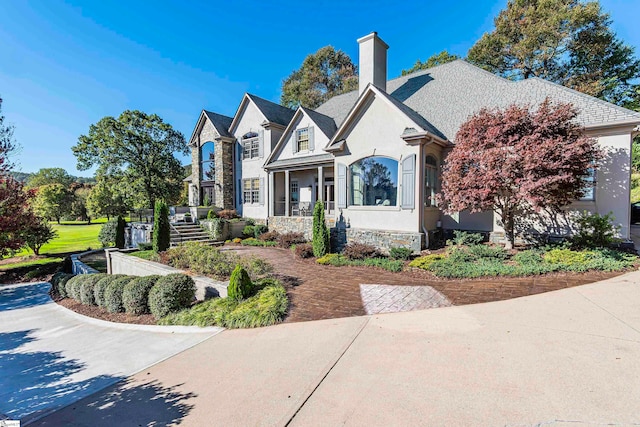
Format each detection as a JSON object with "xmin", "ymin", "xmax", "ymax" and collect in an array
[
  {"xmin": 360, "ymin": 284, "xmax": 451, "ymax": 314},
  {"xmin": 230, "ymin": 246, "xmax": 622, "ymax": 323}
]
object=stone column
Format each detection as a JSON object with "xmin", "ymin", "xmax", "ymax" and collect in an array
[
  {"xmin": 268, "ymin": 171, "xmax": 274, "ymax": 217},
  {"xmin": 285, "ymin": 170, "xmax": 290, "ymax": 217}
]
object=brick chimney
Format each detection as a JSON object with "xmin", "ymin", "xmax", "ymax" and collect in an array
[{"xmin": 357, "ymin": 32, "xmax": 389, "ymax": 95}]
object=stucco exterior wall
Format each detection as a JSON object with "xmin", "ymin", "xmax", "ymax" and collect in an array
[
  {"xmin": 273, "ymin": 111, "xmax": 330, "ymax": 162},
  {"xmin": 333, "ymin": 94, "xmax": 421, "ymax": 233}
]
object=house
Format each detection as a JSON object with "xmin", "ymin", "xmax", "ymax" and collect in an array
[{"xmin": 188, "ymin": 32, "xmax": 640, "ymax": 252}]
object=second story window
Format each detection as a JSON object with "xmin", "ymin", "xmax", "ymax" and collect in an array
[
  {"xmin": 296, "ymin": 128, "xmax": 310, "ymax": 152},
  {"xmin": 242, "ymin": 132, "xmax": 260, "ymax": 160}
]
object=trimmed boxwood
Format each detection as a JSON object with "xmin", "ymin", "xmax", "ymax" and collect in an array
[
  {"xmin": 52, "ymin": 272, "xmax": 74, "ymax": 298},
  {"xmin": 148, "ymin": 273, "xmax": 196, "ymax": 319},
  {"xmin": 94, "ymin": 275, "xmax": 126, "ymax": 307},
  {"xmin": 122, "ymin": 275, "xmax": 161, "ymax": 315},
  {"xmin": 79, "ymin": 274, "xmax": 108, "ymax": 306},
  {"xmin": 104, "ymin": 276, "xmax": 136, "ymax": 313},
  {"xmin": 65, "ymin": 275, "xmax": 86, "ymax": 301}
]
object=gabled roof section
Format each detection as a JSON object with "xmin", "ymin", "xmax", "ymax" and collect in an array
[
  {"xmin": 264, "ymin": 106, "xmax": 338, "ymax": 167},
  {"xmin": 247, "ymin": 94, "xmax": 296, "ymax": 127},
  {"xmin": 189, "ymin": 110, "xmax": 234, "ymax": 145},
  {"xmin": 325, "ymin": 84, "xmax": 446, "ymax": 151},
  {"xmin": 316, "ymin": 59, "xmax": 640, "ymax": 141}
]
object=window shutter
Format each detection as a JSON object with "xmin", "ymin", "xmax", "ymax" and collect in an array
[
  {"xmin": 337, "ymin": 162, "xmax": 347, "ymax": 209},
  {"xmin": 259, "ymin": 177, "xmax": 265, "ymax": 205},
  {"xmin": 238, "ymin": 178, "xmax": 242, "ymax": 205},
  {"xmin": 401, "ymin": 154, "xmax": 416, "ymax": 209},
  {"xmin": 258, "ymin": 130, "xmax": 264, "ymax": 158},
  {"xmin": 308, "ymin": 126, "xmax": 315, "ymax": 151},
  {"xmin": 292, "ymin": 131, "xmax": 298, "ymax": 154}
]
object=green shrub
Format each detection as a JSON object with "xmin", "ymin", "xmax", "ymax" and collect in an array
[
  {"xmin": 513, "ymin": 250, "xmax": 543, "ymax": 265},
  {"xmin": 243, "ymin": 225, "xmax": 255, "ymax": 237},
  {"xmin": 207, "ymin": 209, "xmax": 217, "ymax": 219},
  {"xmin": 153, "ymin": 199, "xmax": 170, "ymax": 252},
  {"xmin": 123, "ymin": 275, "xmax": 161, "ymax": 315},
  {"xmin": 65, "ymin": 275, "xmax": 86, "ymax": 301},
  {"xmin": 137, "ymin": 242, "xmax": 153, "ymax": 250},
  {"xmin": 104, "ymin": 276, "xmax": 136, "ymax": 313},
  {"xmin": 358, "ymin": 257, "xmax": 404, "ymax": 272},
  {"xmin": 94, "ymin": 275, "xmax": 126, "ymax": 307},
  {"xmin": 466, "ymin": 244, "xmax": 509, "ymax": 260},
  {"xmin": 130, "ymin": 250, "xmax": 160, "ymax": 261},
  {"xmin": 408, "ymin": 254, "xmax": 446, "ymax": 269},
  {"xmin": 389, "ymin": 247, "xmax": 412, "ymax": 260},
  {"xmin": 232, "ymin": 237, "xmax": 242, "ymax": 243},
  {"xmin": 312, "ymin": 202, "xmax": 330, "ymax": 257},
  {"xmin": 277, "ymin": 232, "xmax": 306, "ymax": 248},
  {"xmin": 572, "ymin": 211, "xmax": 619, "ymax": 248},
  {"xmin": 115, "ymin": 215, "xmax": 126, "ymax": 249},
  {"xmin": 227, "ymin": 265, "xmax": 254, "ymax": 301},
  {"xmin": 99, "ymin": 220, "xmax": 118, "ymax": 248},
  {"xmin": 447, "ymin": 230, "xmax": 484, "ymax": 246},
  {"xmin": 316, "ymin": 253, "xmax": 348, "ymax": 266},
  {"xmin": 159, "ymin": 282, "xmax": 288, "ymax": 328},
  {"xmin": 342, "ymin": 242, "xmax": 379, "ymax": 260},
  {"xmin": 253, "ymin": 224, "xmax": 268, "ymax": 238},
  {"xmin": 80, "ymin": 274, "xmax": 108, "ymax": 305},
  {"xmin": 53, "ymin": 273, "xmax": 75, "ymax": 298},
  {"xmin": 240, "ymin": 237, "xmax": 276, "ymax": 247},
  {"xmin": 148, "ymin": 273, "xmax": 196, "ymax": 319}
]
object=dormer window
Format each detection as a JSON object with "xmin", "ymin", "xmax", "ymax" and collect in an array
[
  {"xmin": 242, "ymin": 132, "xmax": 260, "ymax": 160},
  {"xmin": 296, "ymin": 128, "xmax": 310, "ymax": 152}
]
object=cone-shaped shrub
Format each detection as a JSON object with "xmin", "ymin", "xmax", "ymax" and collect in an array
[
  {"xmin": 148, "ymin": 273, "xmax": 196, "ymax": 319},
  {"xmin": 115, "ymin": 215, "xmax": 126, "ymax": 249},
  {"xmin": 227, "ymin": 265, "xmax": 253, "ymax": 301},
  {"xmin": 104, "ymin": 276, "xmax": 136, "ymax": 313},
  {"xmin": 123, "ymin": 275, "xmax": 161, "ymax": 315},
  {"xmin": 312, "ymin": 202, "xmax": 330, "ymax": 257},
  {"xmin": 153, "ymin": 200, "xmax": 170, "ymax": 252}
]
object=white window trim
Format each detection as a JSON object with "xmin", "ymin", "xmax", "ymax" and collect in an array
[
  {"xmin": 242, "ymin": 177, "xmax": 261, "ymax": 205},
  {"xmin": 242, "ymin": 137, "xmax": 260, "ymax": 160},
  {"xmin": 296, "ymin": 128, "xmax": 310, "ymax": 153}
]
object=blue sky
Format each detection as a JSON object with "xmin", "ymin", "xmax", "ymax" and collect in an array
[{"xmin": 1, "ymin": 0, "xmax": 638, "ymax": 176}]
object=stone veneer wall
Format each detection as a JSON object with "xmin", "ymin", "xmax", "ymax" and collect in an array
[
  {"xmin": 345, "ymin": 228, "xmax": 424, "ymax": 254},
  {"xmin": 105, "ymin": 249, "xmax": 228, "ymax": 299},
  {"xmin": 268, "ymin": 216, "xmax": 336, "ymax": 241}
]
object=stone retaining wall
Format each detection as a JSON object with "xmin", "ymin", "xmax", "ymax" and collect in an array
[
  {"xmin": 105, "ymin": 249, "xmax": 228, "ymax": 299},
  {"xmin": 268, "ymin": 216, "xmax": 336, "ymax": 241},
  {"xmin": 345, "ymin": 228, "xmax": 423, "ymax": 254}
]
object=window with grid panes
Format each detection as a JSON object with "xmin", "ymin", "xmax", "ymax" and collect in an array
[
  {"xmin": 424, "ymin": 155, "xmax": 438, "ymax": 207},
  {"xmin": 296, "ymin": 128, "xmax": 309, "ymax": 152},
  {"xmin": 242, "ymin": 132, "xmax": 260, "ymax": 160},
  {"xmin": 242, "ymin": 178, "xmax": 260, "ymax": 204}
]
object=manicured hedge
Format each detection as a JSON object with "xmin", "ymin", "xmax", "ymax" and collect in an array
[
  {"xmin": 79, "ymin": 274, "xmax": 108, "ymax": 306},
  {"xmin": 148, "ymin": 273, "xmax": 196, "ymax": 319},
  {"xmin": 122, "ymin": 275, "xmax": 161, "ymax": 315},
  {"xmin": 65, "ymin": 275, "xmax": 85, "ymax": 301},
  {"xmin": 104, "ymin": 276, "xmax": 136, "ymax": 313},
  {"xmin": 94, "ymin": 275, "xmax": 125, "ymax": 307}
]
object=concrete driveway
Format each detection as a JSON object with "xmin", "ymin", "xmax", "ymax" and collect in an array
[
  {"xmin": 33, "ymin": 270, "xmax": 640, "ymax": 427},
  {"xmin": 0, "ymin": 282, "xmax": 222, "ymax": 424}
]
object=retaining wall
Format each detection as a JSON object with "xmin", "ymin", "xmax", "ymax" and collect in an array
[
  {"xmin": 105, "ymin": 249, "xmax": 227, "ymax": 299},
  {"xmin": 71, "ymin": 250, "xmax": 100, "ymax": 275}
]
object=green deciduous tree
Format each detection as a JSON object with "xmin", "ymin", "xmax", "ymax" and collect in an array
[
  {"xmin": 26, "ymin": 167, "xmax": 74, "ymax": 189},
  {"xmin": 468, "ymin": 0, "xmax": 640, "ymax": 106},
  {"xmin": 24, "ymin": 219, "xmax": 57, "ymax": 255},
  {"xmin": 32, "ymin": 183, "xmax": 71, "ymax": 224},
  {"xmin": 72, "ymin": 110, "xmax": 188, "ymax": 209},
  {"xmin": 87, "ymin": 178, "xmax": 130, "ymax": 220},
  {"xmin": 401, "ymin": 50, "xmax": 460, "ymax": 76},
  {"xmin": 281, "ymin": 46, "xmax": 358, "ymax": 109}
]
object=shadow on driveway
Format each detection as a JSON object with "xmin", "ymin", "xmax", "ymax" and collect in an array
[{"xmin": 0, "ymin": 283, "xmax": 53, "ymax": 311}]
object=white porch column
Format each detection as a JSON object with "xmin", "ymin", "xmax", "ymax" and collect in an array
[
  {"xmin": 317, "ymin": 166, "xmax": 324, "ymax": 206},
  {"xmin": 268, "ymin": 172, "xmax": 274, "ymax": 217},
  {"xmin": 284, "ymin": 170, "xmax": 290, "ymax": 217}
]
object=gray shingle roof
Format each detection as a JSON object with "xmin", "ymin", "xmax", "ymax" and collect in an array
[
  {"xmin": 301, "ymin": 107, "xmax": 338, "ymax": 138},
  {"xmin": 316, "ymin": 59, "xmax": 640, "ymax": 141},
  {"xmin": 203, "ymin": 110, "xmax": 233, "ymax": 138},
  {"xmin": 247, "ymin": 94, "xmax": 296, "ymax": 127}
]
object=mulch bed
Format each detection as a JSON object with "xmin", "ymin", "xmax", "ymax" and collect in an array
[
  {"xmin": 0, "ymin": 262, "xmax": 61, "ymax": 285},
  {"xmin": 54, "ymin": 295, "xmax": 157, "ymax": 325}
]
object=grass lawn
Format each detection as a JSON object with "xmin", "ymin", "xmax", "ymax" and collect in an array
[{"xmin": 0, "ymin": 256, "xmax": 63, "ymax": 271}]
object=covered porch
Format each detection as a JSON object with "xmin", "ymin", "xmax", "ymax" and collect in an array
[{"xmin": 267, "ymin": 161, "xmax": 335, "ymax": 218}]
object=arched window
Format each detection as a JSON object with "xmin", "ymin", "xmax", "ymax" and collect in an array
[
  {"xmin": 242, "ymin": 132, "xmax": 259, "ymax": 160},
  {"xmin": 350, "ymin": 156, "xmax": 398, "ymax": 206},
  {"xmin": 424, "ymin": 155, "xmax": 438, "ymax": 207},
  {"xmin": 200, "ymin": 141, "xmax": 215, "ymax": 182}
]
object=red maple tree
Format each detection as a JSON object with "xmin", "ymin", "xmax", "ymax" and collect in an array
[{"xmin": 439, "ymin": 99, "xmax": 601, "ymax": 249}]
